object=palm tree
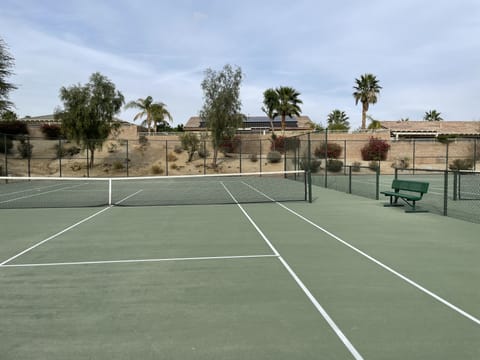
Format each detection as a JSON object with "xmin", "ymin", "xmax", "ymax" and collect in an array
[
  {"xmin": 327, "ymin": 109, "xmax": 350, "ymax": 131},
  {"xmin": 124, "ymin": 96, "xmax": 172, "ymax": 134},
  {"xmin": 353, "ymin": 74, "xmax": 382, "ymax": 130},
  {"xmin": 261, "ymin": 88, "xmax": 279, "ymax": 135},
  {"xmin": 424, "ymin": 110, "xmax": 443, "ymax": 121},
  {"xmin": 273, "ymin": 86, "xmax": 303, "ymax": 133},
  {"xmin": 150, "ymin": 102, "xmax": 173, "ymax": 131},
  {"xmin": 366, "ymin": 115, "xmax": 382, "ymax": 130}
]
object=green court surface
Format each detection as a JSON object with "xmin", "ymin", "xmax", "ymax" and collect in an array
[{"xmin": 1, "ymin": 185, "xmax": 479, "ymax": 359}]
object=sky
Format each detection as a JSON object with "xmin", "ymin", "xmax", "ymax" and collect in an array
[{"xmin": 1, "ymin": 0, "xmax": 479, "ymax": 129}]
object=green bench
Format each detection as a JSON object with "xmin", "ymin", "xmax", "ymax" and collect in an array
[{"xmin": 381, "ymin": 179, "xmax": 429, "ymax": 213}]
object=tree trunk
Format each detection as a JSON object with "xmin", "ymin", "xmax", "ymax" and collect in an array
[
  {"xmin": 281, "ymin": 114, "xmax": 286, "ymax": 134},
  {"xmin": 361, "ymin": 102, "xmax": 369, "ymax": 129},
  {"xmin": 89, "ymin": 147, "xmax": 95, "ymax": 169}
]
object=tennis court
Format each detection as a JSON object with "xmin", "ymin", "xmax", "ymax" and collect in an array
[{"xmin": 0, "ymin": 172, "xmax": 479, "ymax": 359}]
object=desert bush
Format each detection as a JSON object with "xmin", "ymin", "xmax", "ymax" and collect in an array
[
  {"xmin": 198, "ymin": 147, "xmax": 210, "ymax": 159},
  {"xmin": 40, "ymin": 124, "xmax": 62, "ymax": 139},
  {"xmin": 249, "ymin": 153, "xmax": 258, "ymax": 162},
  {"xmin": 361, "ymin": 137, "xmax": 390, "ymax": 161},
  {"xmin": 220, "ymin": 136, "xmax": 241, "ymax": 153},
  {"xmin": 369, "ymin": 161, "xmax": 379, "ymax": 171},
  {"xmin": 267, "ymin": 151, "xmax": 282, "ymax": 163},
  {"xmin": 449, "ymin": 158, "xmax": 474, "ymax": 170},
  {"xmin": 167, "ymin": 152, "xmax": 178, "ymax": 162},
  {"xmin": 326, "ymin": 159, "xmax": 343, "ymax": 172},
  {"xmin": 173, "ymin": 144, "xmax": 183, "ymax": 154},
  {"xmin": 151, "ymin": 164, "xmax": 164, "ymax": 174},
  {"xmin": 112, "ymin": 161, "xmax": 124, "ymax": 170},
  {"xmin": 351, "ymin": 161, "xmax": 361, "ymax": 172},
  {"xmin": 17, "ymin": 138, "xmax": 33, "ymax": 158},
  {"xmin": 299, "ymin": 156, "xmax": 321, "ymax": 173},
  {"xmin": 55, "ymin": 144, "xmax": 80, "ymax": 158},
  {"xmin": 314, "ymin": 142, "xmax": 342, "ymax": 159},
  {"xmin": 270, "ymin": 135, "xmax": 300, "ymax": 153},
  {"xmin": 180, "ymin": 132, "xmax": 200, "ymax": 162},
  {"xmin": 138, "ymin": 134, "xmax": 148, "ymax": 146},
  {"xmin": 391, "ymin": 157, "xmax": 410, "ymax": 169},
  {"xmin": 107, "ymin": 143, "xmax": 118, "ymax": 153}
]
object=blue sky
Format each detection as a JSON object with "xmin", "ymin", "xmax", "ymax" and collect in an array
[{"xmin": 1, "ymin": 0, "xmax": 479, "ymax": 129}]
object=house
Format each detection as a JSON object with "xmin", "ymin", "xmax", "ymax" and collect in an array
[
  {"xmin": 380, "ymin": 121, "xmax": 480, "ymax": 140},
  {"xmin": 17, "ymin": 114, "xmax": 140, "ymax": 139},
  {"xmin": 184, "ymin": 115, "xmax": 314, "ymax": 133}
]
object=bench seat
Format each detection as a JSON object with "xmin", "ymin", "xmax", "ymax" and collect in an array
[{"xmin": 381, "ymin": 179, "xmax": 429, "ymax": 213}]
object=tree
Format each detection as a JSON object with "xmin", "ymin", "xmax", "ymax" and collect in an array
[
  {"xmin": 180, "ymin": 132, "xmax": 200, "ymax": 162},
  {"xmin": 367, "ymin": 115, "xmax": 382, "ymax": 130},
  {"xmin": 261, "ymin": 88, "xmax": 279, "ymax": 134},
  {"xmin": 55, "ymin": 72, "xmax": 125, "ymax": 168},
  {"xmin": 0, "ymin": 110, "xmax": 18, "ymax": 122},
  {"xmin": 327, "ymin": 109, "xmax": 350, "ymax": 131},
  {"xmin": 150, "ymin": 102, "xmax": 173, "ymax": 132},
  {"xmin": 125, "ymin": 96, "xmax": 172, "ymax": 134},
  {"xmin": 199, "ymin": 64, "xmax": 244, "ymax": 167},
  {"xmin": 424, "ymin": 110, "xmax": 443, "ymax": 121},
  {"xmin": 273, "ymin": 86, "xmax": 303, "ymax": 133},
  {"xmin": 353, "ymin": 73, "xmax": 382, "ymax": 130},
  {"xmin": 0, "ymin": 38, "xmax": 17, "ymax": 113}
]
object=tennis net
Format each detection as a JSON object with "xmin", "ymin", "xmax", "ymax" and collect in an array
[{"xmin": 0, "ymin": 170, "xmax": 308, "ymax": 208}]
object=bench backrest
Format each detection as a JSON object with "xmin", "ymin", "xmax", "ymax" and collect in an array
[{"xmin": 392, "ymin": 179, "xmax": 429, "ymax": 193}]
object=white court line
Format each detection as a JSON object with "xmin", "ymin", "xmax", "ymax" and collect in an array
[
  {"xmin": 1, "ymin": 254, "xmax": 278, "ymax": 268},
  {"xmin": 0, "ymin": 182, "xmax": 67, "ymax": 197},
  {"xmin": 0, "ymin": 206, "xmax": 112, "ymax": 266},
  {"xmin": 114, "ymin": 189, "xmax": 143, "ymax": 205},
  {"xmin": 243, "ymin": 181, "xmax": 480, "ymax": 326},
  {"xmin": 0, "ymin": 189, "xmax": 143, "ymax": 266},
  {"xmin": 221, "ymin": 182, "xmax": 364, "ymax": 360},
  {"xmin": 0, "ymin": 183, "xmax": 86, "ymax": 204}
]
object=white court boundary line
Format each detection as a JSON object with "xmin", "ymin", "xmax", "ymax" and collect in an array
[
  {"xmin": 0, "ymin": 189, "xmax": 146, "ymax": 267},
  {"xmin": 221, "ymin": 182, "xmax": 364, "ymax": 360},
  {"xmin": 1, "ymin": 254, "xmax": 278, "ymax": 268},
  {"xmin": 0, "ymin": 183, "xmax": 86, "ymax": 204},
  {"xmin": 0, "ymin": 206, "xmax": 112, "ymax": 266},
  {"xmin": 243, "ymin": 182, "xmax": 480, "ymax": 326}
]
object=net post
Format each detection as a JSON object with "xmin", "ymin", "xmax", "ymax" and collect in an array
[
  {"xmin": 324, "ymin": 129, "xmax": 328, "ymax": 188},
  {"xmin": 108, "ymin": 178, "xmax": 112, "ymax": 206},
  {"xmin": 27, "ymin": 135, "xmax": 31, "ymax": 177},
  {"xmin": 165, "ymin": 140, "xmax": 169, "ymax": 176},
  {"xmin": 58, "ymin": 138, "xmax": 62, "ymax": 177}
]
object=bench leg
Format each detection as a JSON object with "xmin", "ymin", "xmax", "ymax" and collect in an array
[{"xmin": 384, "ymin": 196, "xmax": 404, "ymax": 207}]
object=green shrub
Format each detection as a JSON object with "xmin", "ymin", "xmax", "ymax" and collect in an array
[
  {"xmin": 369, "ymin": 161, "xmax": 379, "ymax": 171},
  {"xmin": 326, "ymin": 159, "xmax": 343, "ymax": 172},
  {"xmin": 198, "ymin": 147, "xmax": 210, "ymax": 159},
  {"xmin": 449, "ymin": 158, "xmax": 474, "ymax": 170},
  {"xmin": 351, "ymin": 161, "xmax": 361, "ymax": 172},
  {"xmin": 249, "ymin": 153, "xmax": 258, "ymax": 162},
  {"xmin": 138, "ymin": 135, "xmax": 148, "ymax": 146},
  {"xmin": 0, "ymin": 120, "xmax": 28, "ymax": 136},
  {"xmin": 299, "ymin": 157, "xmax": 321, "ymax": 173},
  {"xmin": 40, "ymin": 124, "xmax": 62, "ymax": 139},
  {"xmin": 270, "ymin": 135, "xmax": 300, "ymax": 153},
  {"xmin": 361, "ymin": 137, "xmax": 390, "ymax": 161},
  {"xmin": 55, "ymin": 144, "xmax": 80, "ymax": 158},
  {"xmin": 314, "ymin": 142, "xmax": 342, "ymax": 159},
  {"xmin": 267, "ymin": 151, "xmax": 282, "ymax": 163},
  {"xmin": 17, "ymin": 138, "xmax": 33, "ymax": 158}
]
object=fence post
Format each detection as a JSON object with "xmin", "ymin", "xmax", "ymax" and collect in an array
[
  {"xmin": 474, "ymin": 139, "xmax": 477, "ymax": 171},
  {"xmin": 443, "ymin": 170, "xmax": 449, "ymax": 216},
  {"xmin": 86, "ymin": 147, "xmax": 90, "ymax": 177},
  {"xmin": 375, "ymin": 164, "xmax": 380, "ymax": 200},
  {"xmin": 348, "ymin": 165, "xmax": 352, "ymax": 194},
  {"xmin": 27, "ymin": 136, "xmax": 31, "ymax": 177},
  {"xmin": 4, "ymin": 133, "xmax": 8, "ymax": 177},
  {"xmin": 453, "ymin": 170, "xmax": 458, "ymax": 201},
  {"xmin": 445, "ymin": 141, "xmax": 449, "ymax": 170},
  {"xmin": 203, "ymin": 140, "xmax": 207, "ymax": 175},
  {"xmin": 324, "ymin": 130, "xmax": 328, "ymax": 188},
  {"xmin": 58, "ymin": 139, "xmax": 62, "ymax": 177},
  {"xmin": 165, "ymin": 140, "xmax": 169, "ymax": 176},
  {"xmin": 344, "ymin": 139, "xmax": 347, "ymax": 175},
  {"xmin": 126, "ymin": 140, "xmax": 129, "ymax": 177},
  {"xmin": 413, "ymin": 139, "xmax": 416, "ymax": 175},
  {"xmin": 259, "ymin": 139, "xmax": 262, "ymax": 173},
  {"xmin": 239, "ymin": 140, "xmax": 242, "ymax": 173}
]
